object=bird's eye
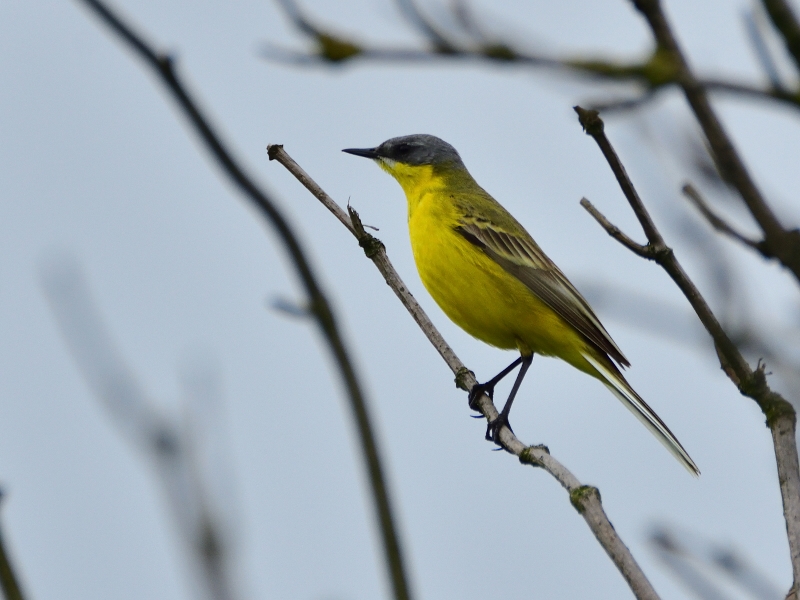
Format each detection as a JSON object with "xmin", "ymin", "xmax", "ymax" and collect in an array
[{"xmin": 395, "ymin": 143, "xmax": 412, "ymax": 156}]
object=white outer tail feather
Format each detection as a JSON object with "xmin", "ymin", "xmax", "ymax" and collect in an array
[{"xmin": 582, "ymin": 353, "xmax": 700, "ymax": 476}]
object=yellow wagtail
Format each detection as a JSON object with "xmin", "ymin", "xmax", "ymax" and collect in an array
[{"xmin": 343, "ymin": 134, "xmax": 699, "ymax": 476}]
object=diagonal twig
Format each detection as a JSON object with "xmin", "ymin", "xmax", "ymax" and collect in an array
[
  {"xmin": 575, "ymin": 105, "xmax": 800, "ymax": 595},
  {"xmin": 649, "ymin": 524, "xmax": 783, "ymax": 600},
  {"xmin": 72, "ymin": 2, "xmax": 413, "ymax": 599},
  {"xmin": 744, "ymin": 7, "xmax": 786, "ymax": 90},
  {"xmin": 681, "ymin": 183, "xmax": 764, "ymax": 251},
  {"xmin": 394, "ymin": 0, "xmax": 458, "ymax": 53},
  {"xmin": 761, "ymin": 0, "xmax": 800, "ymax": 75},
  {"xmin": 268, "ymin": 144, "xmax": 662, "ymax": 600}
]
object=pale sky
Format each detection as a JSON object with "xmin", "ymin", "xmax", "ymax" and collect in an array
[{"xmin": 2, "ymin": 1, "xmax": 800, "ymax": 599}]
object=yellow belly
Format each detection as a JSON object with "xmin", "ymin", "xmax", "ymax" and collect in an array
[{"xmin": 408, "ymin": 196, "xmax": 588, "ymax": 366}]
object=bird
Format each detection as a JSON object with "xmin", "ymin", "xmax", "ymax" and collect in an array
[{"xmin": 343, "ymin": 134, "xmax": 699, "ymax": 476}]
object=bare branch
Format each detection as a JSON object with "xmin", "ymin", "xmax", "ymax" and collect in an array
[
  {"xmin": 588, "ymin": 89, "xmax": 661, "ymax": 114},
  {"xmin": 699, "ymin": 78, "xmax": 800, "ymax": 106},
  {"xmin": 579, "ymin": 198, "xmax": 653, "ymax": 258},
  {"xmin": 272, "ymin": 0, "xmax": 362, "ymax": 62},
  {"xmin": 681, "ymin": 183, "xmax": 763, "ymax": 250},
  {"xmin": 72, "ymin": 2, "xmax": 413, "ymax": 599},
  {"xmin": 394, "ymin": 0, "xmax": 458, "ymax": 53},
  {"xmin": 761, "ymin": 0, "xmax": 800, "ymax": 74},
  {"xmin": 268, "ymin": 2, "xmax": 800, "ymax": 113},
  {"xmin": 650, "ymin": 524, "xmax": 783, "ymax": 600},
  {"xmin": 575, "ymin": 105, "xmax": 800, "ymax": 593},
  {"xmin": 268, "ymin": 144, "xmax": 662, "ymax": 600},
  {"xmin": 0, "ymin": 493, "xmax": 25, "ymax": 600},
  {"xmin": 575, "ymin": 107, "xmax": 665, "ymax": 247},
  {"xmin": 632, "ymin": 0, "xmax": 800, "ymax": 284},
  {"xmin": 744, "ymin": 7, "xmax": 786, "ymax": 90}
]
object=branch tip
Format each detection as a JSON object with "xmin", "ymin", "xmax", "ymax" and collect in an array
[
  {"xmin": 267, "ymin": 144, "xmax": 283, "ymax": 161},
  {"xmin": 574, "ymin": 105, "xmax": 604, "ymax": 136}
]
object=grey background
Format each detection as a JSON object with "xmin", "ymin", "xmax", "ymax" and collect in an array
[{"xmin": 2, "ymin": 0, "xmax": 798, "ymax": 598}]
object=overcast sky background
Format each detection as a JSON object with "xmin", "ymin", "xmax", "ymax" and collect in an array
[{"xmin": 3, "ymin": 0, "xmax": 800, "ymax": 599}]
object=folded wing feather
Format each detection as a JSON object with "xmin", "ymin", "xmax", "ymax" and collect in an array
[{"xmin": 456, "ymin": 220, "xmax": 629, "ymax": 367}]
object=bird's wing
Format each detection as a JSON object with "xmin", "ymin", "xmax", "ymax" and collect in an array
[{"xmin": 456, "ymin": 220, "xmax": 629, "ymax": 366}]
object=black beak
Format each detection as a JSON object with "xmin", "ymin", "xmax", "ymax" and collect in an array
[{"xmin": 342, "ymin": 147, "xmax": 380, "ymax": 159}]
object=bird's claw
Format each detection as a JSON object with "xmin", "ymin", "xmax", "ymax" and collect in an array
[
  {"xmin": 485, "ymin": 413, "xmax": 513, "ymax": 443},
  {"xmin": 468, "ymin": 381, "xmax": 494, "ymax": 412}
]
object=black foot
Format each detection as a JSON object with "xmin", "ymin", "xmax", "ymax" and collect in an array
[
  {"xmin": 467, "ymin": 381, "xmax": 494, "ymax": 412},
  {"xmin": 485, "ymin": 413, "xmax": 513, "ymax": 443}
]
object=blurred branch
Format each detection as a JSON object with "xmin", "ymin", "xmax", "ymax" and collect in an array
[
  {"xmin": 268, "ymin": 144, "xmax": 662, "ymax": 600},
  {"xmin": 266, "ymin": 0, "xmax": 800, "ymax": 113},
  {"xmin": 681, "ymin": 184, "xmax": 764, "ymax": 251},
  {"xmin": 761, "ymin": 0, "xmax": 800, "ymax": 74},
  {"xmin": 575, "ymin": 105, "xmax": 800, "ymax": 596},
  {"xmin": 744, "ymin": 7, "xmax": 786, "ymax": 90},
  {"xmin": 650, "ymin": 524, "xmax": 783, "ymax": 600},
  {"xmin": 72, "ymin": 1, "xmax": 414, "ymax": 599},
  {"xmin": 394, "ymin": 0, "xmax": 458, "ymax": 53},
  {"xmin": 632, "ymin": 0, "xmax": 800, "ymax": 286},
  {"xmin": 0, "ymin": 493, "xmax": 25, "ymax": 600},
  {"xmin": 41, "ymin": 260, "xmax": 239, "ymax": 600}
]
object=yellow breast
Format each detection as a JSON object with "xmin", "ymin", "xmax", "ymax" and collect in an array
[{"xmin": 385, "ymin": 161, "xmax": 586, "ymax": 363}]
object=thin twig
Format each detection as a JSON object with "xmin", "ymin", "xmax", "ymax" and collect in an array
[
  {"xmin": 761, "ymin": 0, "xmax": 800, "ymax": 75},
  {"xmin": 394, "ymin": 0, "xmax": 458, "ymax": 53},
  {"xmin": 0, "ymin": 493, "xmax": 25, "ymax": 600},
  {"xmin": 575, "ymin": 105, "xmax": 800, "ymax": 594},
  {"xmin": 575, "ymin": 107, "xmax": 665, "ymax": 247},
  {"xmin": 73, "ymin": 2, "xmax": 413, "ymax": 599},
  {"xmin": 268, "ymin": 144, "xmax": 662, "ymax": 600},
  {"xmin": 580, "ymin": 198, "xmax": 652, "ymax": 258},
  {"xmin": 681, "ymin": 183, "xmax": 763, "ymax": 250},
  {"xmin": 632, "ymin": 0, "xmax": 800, "ymax": 284},
  {"xmin": 650, "ymin": 524, "xmax": 783, "ymax": 600},
  {"xmin": 743, "ymin": 7, "xmax": 786, "ymax": 90},
  {"xmin": 588, "ymin": 89, "xmax": 661, "ymax": 114}
]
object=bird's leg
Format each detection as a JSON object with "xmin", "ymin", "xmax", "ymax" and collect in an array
[
  {"xmin": 467, "ymin": 355, "xmax": 524, "ymax": 411},
  {"xmin": 486, "ymin": 354, "xmax": 533, "ymax": 443}
]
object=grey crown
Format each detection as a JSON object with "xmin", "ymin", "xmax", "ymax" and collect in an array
[{"xmin": 375, "ymin": 134, "xmax": 465, "ymax": 166}]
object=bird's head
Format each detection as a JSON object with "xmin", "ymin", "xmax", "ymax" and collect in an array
[{"xmin": 343, "ymin": 134, "xmax": 465, "ymax": 193}]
